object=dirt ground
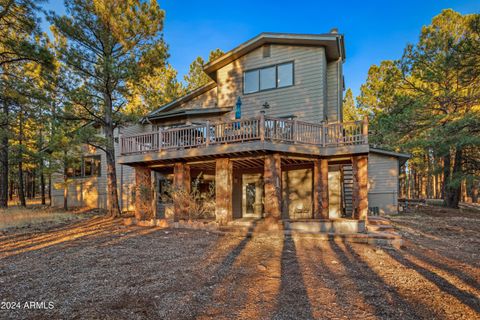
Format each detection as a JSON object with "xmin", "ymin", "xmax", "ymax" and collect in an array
[{"xmin": 0, "ymin": 206, "xmax": 479, "ymax": 320}]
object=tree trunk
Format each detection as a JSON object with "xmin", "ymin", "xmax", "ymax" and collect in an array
[
  {"xmin": 18, "ymin": 163, "xmax": 26, "ymax": 206},
  {"xmin": 63, "ymin": 152, "xmax": 68, "ymax": 210},
  {"xmin": 40, "ymin": 164, "xmax": 46, "ymax": 205},
  {"xmin": 104, "ymin": 92, "xmax": 120, "ymax": 217},
  {"xmin": 9, "ymin": 178, "xmax": 13, "ymax": 201},
  {"xmin": 105, "ymin": 127, "xmax": 121, "ymax": 217},
  {"xmin": 32, "ymin": 168, "xmax": 36, "ymax": 199},
  {"xmin": 472, "ymin": 181, "xmax": 479, "ymax": 203},
  {"xmin": 18, "ymin": 109, "xmax": 26, "ymax": 207},
  {"xmin": 461, "ymin": 179, "xmax": 467, "ymax": 203},
  {"xmin": 444, "ymin": 148, "xmax": 462, "ymax": 208},
  {"xmin": 0, "ymin": 101, "xmax": 8, "ymax": 208},
  {"xmin": 48, "ymin": 174, "xmax": 52, "ymax": 205},
  {"xmin": 427, "ymin": 153, "xmax": 433, "ymax": 199}
]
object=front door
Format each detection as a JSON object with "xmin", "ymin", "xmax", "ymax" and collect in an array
[{"xmin": 242, "ymin": 173, "xmax": 263, "ymax": 217}]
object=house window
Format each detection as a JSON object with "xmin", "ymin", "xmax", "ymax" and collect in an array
[
  {"xmin": 277, "ymin": 62, "xmax": 293, "ymax": 88},
  {"xmin": 243, "ymin": 61, "xmax": 294, "ymax": 94},
  {"xmin": 66, "ymin": 158, "xmax": 82, "ymax": 178},
  {"xmin": 260, "ymin": 66, "xmax": 276, "ymax": 90},
  {"xmin": 244, "ymin": 70, "xmax": 259, "ymax": 94},
  {"xmin": 84, "ymin": 156, "xmax": 101, "ymax": 177},
  {"xmin": 66, "ymin": 155, "xmax": 101, "ymax": 178}
]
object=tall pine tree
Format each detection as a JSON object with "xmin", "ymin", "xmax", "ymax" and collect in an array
[{"xmin": 49, "ymin": 0, "xmax": 168, "ymax": 217}]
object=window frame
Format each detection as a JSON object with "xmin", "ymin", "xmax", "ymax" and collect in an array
[
  {"xmin": 66, "ymin": 155, "xmax": 101, "ymax": 179},
  {"xmin": 242, "ymin": 61, "xmax": 294, "ymax": 95}
]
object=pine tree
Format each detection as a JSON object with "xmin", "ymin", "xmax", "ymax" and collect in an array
[
  {"xmin": 361, "ymin": 9, "xmax": 480, "ymax": 207},
  {"xmin": 184, "ymin": 49, "xmax": 223, "ymax": 91},
  {"xmin": 126, "ymin": 64, "xmax": 185, "ymax": 116},
  {"xmin": 342, "ymin": 88, "xmax": 360, "ymax": 122},
  {"xmin": 49, "ymin": 0, "xmax": 168, "ymax": 217}
]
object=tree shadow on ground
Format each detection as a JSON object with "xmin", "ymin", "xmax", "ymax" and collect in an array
[
  {"xmin": 385, "ymin": 248, "xmax": 480, "ymax": 313},
  {"xmin": 329, "ymin": 239, "xmax": 431, "ymax": 319},
  {"xmin": 404, "ymin": 246, "xmax": 480, "ymax": 292},
  {"xmin": 188, "ymin": 222, "xmax": 256, "ymax": 318},
  {"xmin": 272, "ymin": 235, "xmax": 314, "ymax": 320}
]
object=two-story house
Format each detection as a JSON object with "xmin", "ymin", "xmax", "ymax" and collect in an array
[{"xmin": 51, "ymin": 31, "xmax": 409, "ymax": 228}]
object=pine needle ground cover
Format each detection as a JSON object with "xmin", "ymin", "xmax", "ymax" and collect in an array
[{"xmin": 0, "ymin": 206, "xmax": 479, "ymax": 319}]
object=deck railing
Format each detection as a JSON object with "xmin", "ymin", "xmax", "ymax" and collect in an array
[{"xmin": 120, "ymin": 115, "xmax": 368, "ymax": 155}]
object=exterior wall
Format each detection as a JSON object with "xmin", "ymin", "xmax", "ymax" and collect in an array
[
  {"xmin": 368, "ymin": 152, "xmax": 399, "ymax": 215},
  {"xmin": 282, "ymin": 168, "xmax": 313, "ymax": 219},
  {"xmin": 51, "ymin": 127, "xmax": 136, "ymax": 212},
  {"xmin": 328, "ymin": 166, "xmax": 342, "ymax": 218},
  {"xmin": 216, "ymin": 45, "xmax": 330, "ymax": 123},
  {"xmin": 326, "ymin": 60, "xmax": 343, "ymax": 122},
  {"xmin": 179, "ymin": 87, "xmax": 217, "ymax": 110}
]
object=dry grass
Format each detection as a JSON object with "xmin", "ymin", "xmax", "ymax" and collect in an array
[
  {"xmin": 0, "ymin": 206, "xmax": 99, "ymax": 231},
  {"xmin": 0, "ymin": 206, "xmax": 479, "ymax": 319}
]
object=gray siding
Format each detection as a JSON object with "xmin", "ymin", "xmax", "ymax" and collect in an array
[
  {"xmin": 179, "ymin": 87, "xmax": 217, "ymax": 110},
  {"xmin": 368, "ymin": 152, "xmax": 399, "ymax": 215},
  {"xmin": 51, "ymin": 127, "xmax": 136, "ymax": 211},
  {"xmin": 216, "ymin": 45, "xmax": 329, "ymax": 123},
  {"xmin": 326, "ymin": 60, "xmax": 342, "ymax": 122}
]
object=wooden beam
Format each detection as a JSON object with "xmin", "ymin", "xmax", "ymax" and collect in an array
[
  {"xmin": 313, "ymin": 159, "xmax": 329, "ymax": 219},
  {"xmin": 135, "ymin": 166, "xmax": 153, "ymax": 220},
  {"xmin": 264, "ymin": 153, "xmax": 282, "ymax": 219},
  {"xmin": 215, "ymin": 158, "xmax": 233, "ymax": 225},
  {"xmin": 173, "ymin": 162, "xmax": 190, "ymax": 221},
  {"xmin": 353, "ymin": 155, "xmax": 368, "ymax": 220}
]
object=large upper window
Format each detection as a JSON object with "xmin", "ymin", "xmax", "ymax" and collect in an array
[{"xmin": 243, "ymin": 61, "xmax": 294, "ymax": 94}]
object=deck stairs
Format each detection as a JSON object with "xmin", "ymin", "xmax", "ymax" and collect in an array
[{"xmin": 342, "ymin": 164, "xmax": 354, "ymax": 217}]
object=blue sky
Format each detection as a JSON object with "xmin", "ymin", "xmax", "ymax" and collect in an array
[{"xmin": 41, "ymin": 0, "xmax": 480, "ymax": 98}]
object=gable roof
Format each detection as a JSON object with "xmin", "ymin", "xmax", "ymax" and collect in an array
[
  {"xmin": 145, "ymin": 31, "xmax": 345, "ymax": 121},
  {"xmin": 143, "ymin": 81, "xmax": 217, "ymax": 122},
  {"xmin": 204, "ymin": 32, "xmax": 345, "ymax": 80},
  {"xmin": 147, "ymin": 107, "xmax": 232, "ymax": 122},
  {"xmin": 370, "ymin": 148, "xmax": 411, "ymax": 166}
]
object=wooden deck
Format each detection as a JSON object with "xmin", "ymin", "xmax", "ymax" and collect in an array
[{"xmin": 119, "ymin": 115, "xmax": 369, "ymax": 164}]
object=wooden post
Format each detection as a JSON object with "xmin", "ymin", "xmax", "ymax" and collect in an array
[
  {"xmin": 363, "ymin": 115, "xmax": 369, "ymax": 144},
  {"xmin": 158, "ymin": 130, "xmax": 163, "ymax": 151},
  {"xmin": 205, "ymin": 121, "xmax": 210, "ymax": 146},
  {"xmin": 353, "ymin": 155, "xmax": 368, "ymax": 220},
  {"xmin": 135, "ymin": 166, "xmax": 153, "ymax": 220},
  {"xmin": 322, "ymin": 124, "xmax": 326, "ymax": 147},
  {"xmin": 173, "ymin": 162, "xmax": 190, "ymax": 222},
  {"xmin": 215, "ymin": 158, "xmax": 233, "ymax": 225},
  {"xmin": 259, "ymin": 113, "xmax": 265, "ymax": 141},
  {"xmin": 264, "ymin": 153, "xmax": 282, "ymax": 219},
  {"xmin": 151, "ymin": 171, "xmax": 158, "ymax": 219},
  {"xmin": 313, "ymin": 159, "xmax": 329, "ymax": 219}
]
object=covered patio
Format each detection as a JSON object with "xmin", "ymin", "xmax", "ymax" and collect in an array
[{"xmin": 131, "ymin": 152, "xmax": 369, "ymax": 232}]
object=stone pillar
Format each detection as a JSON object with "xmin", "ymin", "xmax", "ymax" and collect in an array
[
  {"xmin": 264, "ymin": 153, "xmax": 282, "ymax": 219},
  {"xmin": 353, "ymin": 155, "xmax": 368, "ymax": 220},
  {"xmin": 173, "ymin": 162, "xmax": 190, "ymax": 221},
  {"xmin": 135, "ymin": 166, "xmax": 153, "ymax": 220},
  {"xmin": 215, "ymin": 158, "xmax": 233, "ymax": 225},
  {"xmin": 313, "ymin": 159, "xmax": 329, "ymax": 219}
]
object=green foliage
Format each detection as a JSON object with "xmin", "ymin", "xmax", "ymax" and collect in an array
[
  {"xmin": 184, "ymin": 49, "xmax": 224, "ymax": 92},
  {"xmin": 342, "ymin": 88, "xmax": 361, "ymax": 122},
  {"xmin": 126, "ymin": 64, "xmax": 185, "ymax": 116},
  {"xmin": 360, "ymin": 9, "xmax": 480, "ymax": 206},
  {"xmin": 0, "ymin": 0, "xmax": 53, "ymax": 71},
  {"xmin": 48, "ymin": 0, "xmax": 168, "ymax": 130}
]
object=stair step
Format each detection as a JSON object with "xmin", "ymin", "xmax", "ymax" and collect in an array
[{"xmin": 368, "ymin": 225, "xmax": 394, "ymax": 232}]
